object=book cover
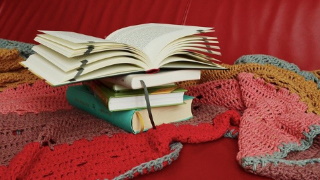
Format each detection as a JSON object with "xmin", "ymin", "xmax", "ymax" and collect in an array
[
  {"xmin": 99, "ymin": 69, "xmax": 201, "ymax": 89},
  {"xmin": 101, "ymin": 81, "xmax": 176, "ymax": 92},
  {"xmin": 66, "ymin": 85, "xmax": 194, "ymax": 134},
  {"xmin": 83, "ymin": 81, "xmax": 187, "ymax": 111}
]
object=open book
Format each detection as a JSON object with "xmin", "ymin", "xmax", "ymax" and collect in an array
[{"xmin": 21, "ymin": 23, "xmax": 226, "ymax": 86}]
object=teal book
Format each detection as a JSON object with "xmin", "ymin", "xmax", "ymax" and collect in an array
[{"xmin": 66, "ymin": 85, "xmax": 194, "ymax": 134}]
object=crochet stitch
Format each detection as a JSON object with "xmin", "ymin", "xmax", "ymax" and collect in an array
[
  {"xmin": 0, "ymin": 81, "xmax": 71, "ymax": 115},
  {"xmin": 3, "ymin": 67, "xmax": 319, "ymax": 179},
  {"xmin": 235, "ymin": 54, "xmax": 320, "ymax": 88},
  {"xmin": 177, "ymin": 63, "xmax": 320, "ymax": 115},
  {"xmin": 0, "ymin": 48, "xmax": 39, "ymax": 91},
  {"xmin": 1, "ymin": 39, "xmax": 320, "ymax": 180},
  {"xmin": 184, "ymin": 72, "xmax": 320, "ymax": 180},
  {"xmin": 0, "ymin": 39, "xmax": 34, "ymax": 58},
  {"xmin": 0, "ymin": 92, "xmax": 237, "ymax": 179}
]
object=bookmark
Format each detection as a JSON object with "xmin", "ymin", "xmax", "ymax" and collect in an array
[
  {"xmin": 69, "ymin": 59, "xmax": 88, "ymax": 81},
  {"xmin": 140, "ymin": 80, "xmax": 156, "ymax": 129},
  {"xmin": 84, "ymin": 45, "xmax": 94, "ymax": 55},
  {"xmin": 197, "ymin": 29, "xmax": 215, "ymax": 55}
]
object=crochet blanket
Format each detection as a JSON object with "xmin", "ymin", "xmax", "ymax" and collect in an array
[{"xmin": 1, "ymin": 39, "xmax": 320, "ymax": 180}]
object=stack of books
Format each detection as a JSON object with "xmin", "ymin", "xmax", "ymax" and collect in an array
[
  {"xmin": 66, "ymin": 70, "xmax": 200, "ymax": 133},
  {"xmin": 21, "ymin": 23, "xmax": 226, "ymax": 133}
]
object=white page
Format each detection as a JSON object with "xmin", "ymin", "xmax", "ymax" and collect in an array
[
  {"xmin": 39, "ymin": 31, "xmax": 109, "ymax": 43},
  {"xmin": 32, "ymin": 45, "xmax": 147, "ymax": 72},
  {"xmin": 105, "ymin": 23, "xmax": 213, "ymax": 66},
  {"xmin": 21, "ymin": 54, "xmax": 143, "ymax": 86}
]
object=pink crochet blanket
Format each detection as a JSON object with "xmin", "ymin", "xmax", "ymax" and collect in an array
[{"xmin": 1, "ymin": 53, "xmax": 320, "ymax": 179}]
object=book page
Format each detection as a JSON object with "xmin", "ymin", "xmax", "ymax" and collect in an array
[
  {"xmin": 105, "ymin": 23, "xmax": 213, "ymax": 66},
  {"xmin": 21, "ymin": 54, "xmax": 144, "ymax": 86},
  {"xmin": 32, "ymin": 45, "xmax": 147, "ymax": 72},
  {"xmin": 40, "ymin": 31, "xmax": 109, "ymax": 43}
]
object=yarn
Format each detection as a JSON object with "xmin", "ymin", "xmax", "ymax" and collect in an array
[
  {"xmin": 235, "ymin": 54, "xmax": 320, "ymax": 88},
  {"xmin": 184, "ymin": 72, "xmax": 320, "ymax": 179},
  {"xmin": 1, "ymin": 69, "xmax": 319, "ymax": 179},
  {"xmin": 177, "ymin": 63, "xmax": 320, "ymax": 115},
  {"xmin": 0, "ymin": 39, "xmax": 34, "ymax": 58},
  {"xmin": 0, "ymin": 81, "xmax": 72, "ymax": 114},
  {"xmin": 0, "ymin": 48, "xmax": 39, "ymax": 91},
  {"xmin": 0, "ymin": 98, "xmax": 238, "ymax": 179}
]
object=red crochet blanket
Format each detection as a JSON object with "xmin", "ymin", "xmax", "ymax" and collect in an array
[{"xmin": 1, "ymin": 49, "xmax": 320, "ymax": 179}]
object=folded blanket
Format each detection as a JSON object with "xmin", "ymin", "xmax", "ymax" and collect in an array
[
  {"xmin": 0, "ymin": 48, "xmax": 38, "ymax": 91},
  {"xmin": 1, "ymin": 40, "xmax": 320, "ymax": 180},
  {"xmin": 0, "ymin": 39, "xmax": 34, "ymax": 58}
]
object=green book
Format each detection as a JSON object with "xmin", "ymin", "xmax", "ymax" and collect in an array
[
  {"xmin": 66, "ymin": 85, "xmax": 194, "ymax": 134},
  {"xmin": 83, "ymin": 81, "xmax": 187, "ymax": 111}
]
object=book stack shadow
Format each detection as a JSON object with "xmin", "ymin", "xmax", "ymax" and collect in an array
[{"xmin": 66, "ymin": 70, "xmax": 200, "ymax": 134}]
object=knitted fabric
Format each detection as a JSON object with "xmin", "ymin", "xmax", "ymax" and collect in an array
[
  {"xmin": 235, "ymin": 54, "xmax": 320, "ymax": 88},
  {"xmin": 177, "ymin": 63, "xmax": 320, "ymax": 115},
  {"xmin": 0, "ymin": 82, "xmax": 229, "ymax": 168},
  {"xmin": 0, "ymin": 81, "xmax": 235, "ymax": 179},
  {"xmin": 1, "ymin": 81, "xmax": 72, "ymax": 115},
  {"xmin": 313, "ymin": 70, "xmax": 320, "ymax": 80},
  {"xmin": 0, "ymin": 39, "xmax": 34, "ymax": 58},
  {"xmin": 1, "ymin": 40, "xmax": 320, "ymax": 180},
  {"xmin": 0, "ymin": 48, "xmax": 39, "ymax": 91},
  {"xmin": 184, "ymin": 72, "xmax": 320, "ymax": 179}
]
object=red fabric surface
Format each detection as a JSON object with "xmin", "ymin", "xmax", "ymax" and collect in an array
[
  {"xmin": 185, "ymin": 0, "xmax": 320, "ymax": 71},
  {"xmin": 0, "ymin": 0, "xmax": 188, "ymax": 42},
  {"xmin": 136, "ymin": 139, "xmax": 272, "ymax": 180},
  {"xmin": 1, "ymin": 0, "xmax": 320, "ymax": 70},
  {"xmin": 1, "ymin": 0, "xmax": 319, "ymax": 179}
]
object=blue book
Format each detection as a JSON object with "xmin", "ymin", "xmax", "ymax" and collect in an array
[{"xmin": 66, "ymin": 85, "xmax": 194, "ymax": 134}]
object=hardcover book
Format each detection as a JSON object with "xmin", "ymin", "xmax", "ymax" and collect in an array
[
  {"xmin": 101, "ymin": 81, "xmax": 176, "ymax": 92},
  {"xmin": 83, "ymin": 81, "xmax": 186, "ymax": 111},
  {"xmin": 66, "ymin": 85, "xmax": 194, "ymax": 134},
  {"xmin": 21, "ymin": 23, "xmax": 226, "ymax": 86},
  {"xmin": 99, "ymin": 69, "xmax": 201, "ymax": 90}
]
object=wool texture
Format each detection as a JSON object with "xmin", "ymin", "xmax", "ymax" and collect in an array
[
  {"xmin": 0, "ymin": 48, "xmax": 39, "ymax": 91},
  {"xmin": 1, "ymin": 40, "xmax": 320, "ymax": 180},
  {"xmin": 0, "ymin": 39, "xmax": 34, "ymax": 58},
  {"xmin": 177, "ymin": 63, "xmax": 320, "ymax": 115},
  {"xmin": 235, "ymin": 54, "xmax": 320, "ymax": 88},
  {"xmin": 0, "ymin": 82, "xmax": 235, "ymax": 179}
]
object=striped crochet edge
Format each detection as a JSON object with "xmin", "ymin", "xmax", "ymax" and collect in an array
[
  {"xmin": 0, "ymin": 38, "xmax": 34, "ymax": 58},
  {"xmin": 235, "ymin": 54, "xmax": 320, "ymax": 88},
  {"xmin": 110, "ymin": 142, "xmax": 182, "ymax": 180},
  {"xmin": 241, "ymin": 125, "xmax": 320, "ymax": 170}
]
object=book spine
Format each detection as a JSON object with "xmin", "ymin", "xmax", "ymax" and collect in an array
[
  {"xmin": 82, "ymin": 81, "xmax": 109, "ymax": 106},
  {"xmin": 66, "ymin": 85, "xmax": 136, "ymax": 133}
]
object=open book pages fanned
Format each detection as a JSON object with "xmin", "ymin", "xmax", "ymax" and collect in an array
[{"xmin": 21, "ymin": 23, "xmax": 226, "ymax": 86}]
